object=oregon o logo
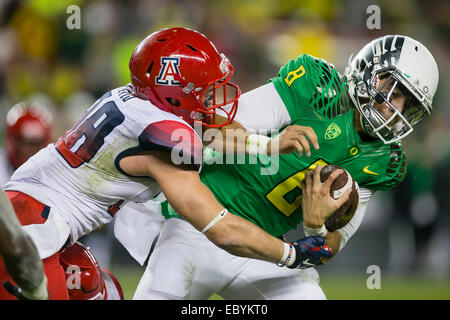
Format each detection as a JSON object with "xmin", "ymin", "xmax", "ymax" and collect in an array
[{"xmin": 349, "ymin": 147, "xmax": 359, "ymax": 156}]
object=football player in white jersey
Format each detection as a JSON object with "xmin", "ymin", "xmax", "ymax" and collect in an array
[
  {"xmin": 0, "ymin": 102, "xmax": 123, "ymax": 300},
  {"xmin": 0, "ymin": 27, "xmax": 341, "ymax": 299}
]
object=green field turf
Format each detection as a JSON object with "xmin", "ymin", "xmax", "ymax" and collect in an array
[
  {"xmin": 111, "ymin": 266, "xmax": 450, "ymax": 300},
  {"xmin": 319, "ymin": 274, "xmax": 450, "ymax": 300}
]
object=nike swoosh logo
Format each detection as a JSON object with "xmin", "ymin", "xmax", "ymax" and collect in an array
[
  {"xmin": 302, "ymin": 258, "xmax": 315, "ymax": 266},
  {"xmin": 363, "ymin": 166, "xmax": 379, "ymax": 176}
]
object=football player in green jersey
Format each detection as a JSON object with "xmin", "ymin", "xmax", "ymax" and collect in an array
[{"xmin": 131, "ymin": 35, "xmax": 439, "ymax": 299}]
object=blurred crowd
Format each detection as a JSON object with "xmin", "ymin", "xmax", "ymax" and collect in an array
[{"xmin": 0, "ymin": 0, "xmax": 448, "ymax": 279}]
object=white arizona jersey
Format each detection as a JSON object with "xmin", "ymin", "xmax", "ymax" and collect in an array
[{"xmin": 5, "ymin": 85, "xmax": 203, "ymax": 244}]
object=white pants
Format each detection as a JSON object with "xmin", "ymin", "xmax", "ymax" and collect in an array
[{"xmin": 133, "ymin": 218, "xmax": 326, "ymax": 300}]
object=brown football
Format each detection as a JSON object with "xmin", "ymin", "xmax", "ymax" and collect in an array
[{"xmin": 319, "ymin": 164, "xmax": 359, "ymax": 232}]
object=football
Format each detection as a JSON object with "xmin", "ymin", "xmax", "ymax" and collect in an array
[{"xmin": 319, "ymin": 164, "xmax": 359, "ymax": 231}]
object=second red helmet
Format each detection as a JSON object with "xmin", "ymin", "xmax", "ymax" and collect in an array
[
  {"xmin": 59, "ymin": 242, "xmax": 105, "ymax": 300},
  {"xmin": 4, "ymin": 102, "xmax": 53, "ymax": 170},
  {"xmin": 129, "ymin": 27, "xmax": 241, "ymax": 127}
]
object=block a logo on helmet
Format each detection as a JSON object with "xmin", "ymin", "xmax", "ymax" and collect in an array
[
  {"xmin": 129, "ymin": 27, "xmax": 241, "ymax": 128},
  {"xmin": 155, "ymin": 57, "xmax": 182, "ymax": 85}
]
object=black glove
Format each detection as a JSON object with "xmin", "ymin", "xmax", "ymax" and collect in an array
[{"xmin": 288, "ymin": 236, "xmax": 332, "ymax": 269}]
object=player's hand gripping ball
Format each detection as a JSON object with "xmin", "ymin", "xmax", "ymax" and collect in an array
[{"xmin": 320, "ymin": 165, "xmax": 359, "ymax": 231}]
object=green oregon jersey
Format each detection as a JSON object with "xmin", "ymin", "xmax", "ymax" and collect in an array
[{"xmin": 162, "ymin": 54, "xmax": 407, "ymax": 238}]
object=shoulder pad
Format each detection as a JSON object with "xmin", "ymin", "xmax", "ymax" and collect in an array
[
  {"xmin": 308, "ymin": 56, "xmax": 352, "ymax": 118},
  {"xmin": 139, "ymin": 120, "xmax": 203, "ymax": 169}
]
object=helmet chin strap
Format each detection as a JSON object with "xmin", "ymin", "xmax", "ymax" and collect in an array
[
  {"xmin": 359, "ymin": 104, "xmax": 379, "ymax": 138},
  {"xmin": 347, "ymin": 77, "xmax": 374, "ymax": 138},
  {"xmin": 359, "ymin": 108, "xmax": 372, "ymax": 136}
]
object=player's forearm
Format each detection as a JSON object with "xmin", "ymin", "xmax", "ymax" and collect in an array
[
  {"xmin": 176, "ymin": 187, "xmax": 286, "ymax": 264},
  {"xmin": 205, "ymin": 212, "xmax": 285, "ymax": 264},
  {"xmin": 206, "ymin": 116, "xmax": 272, "ymax": 156},
  {"xmin": 143, "ymin": 151, "xmax": 285, "ymax": 263},
  {"xmin": 158, "ymin": 170, "xmax": 285, "ymax": 263},
  {"xmin": 204, "ymin": 119, "xmax": 255, "ymax": 155}
]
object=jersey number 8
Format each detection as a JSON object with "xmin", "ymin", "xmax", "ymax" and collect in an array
[{"xmin": 284, "ymin": 64, "xmax": 306, "ymax": 87}]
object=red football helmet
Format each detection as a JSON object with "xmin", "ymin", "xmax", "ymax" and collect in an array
[
  {"xmin": 129, "ymin": 27, "xmax": 241, "ymax": 127},
  {"xmin": 4, "ymin": 102, "xmax": 53, "ymax": 170},
  {"xmin": 59, "ymin": 242, "xmax": 123, "ymax": 300}
]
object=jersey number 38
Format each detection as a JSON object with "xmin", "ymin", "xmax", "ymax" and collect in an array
[{"xmin": 56, "ymin": 92, "xmax": 125, "ymax": 168}]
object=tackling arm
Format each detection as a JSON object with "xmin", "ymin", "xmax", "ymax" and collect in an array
[
  {"xmin": 0, "ymin": 190, "xmax": 48, "ymax": 300},
  {"xmin": 120, "ymin": 150, "xmax": 286, "ymax": 263},
  {"xmin": 207, "ymin": 82, "xmax": 319, "ymax": 156}
]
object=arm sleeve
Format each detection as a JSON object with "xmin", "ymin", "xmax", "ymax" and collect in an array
[
  {"xmin": 216, "ymin": 83, "xmax": 292, "ymax": 135},
  {"xmin": 336, "ymin": 187, "xmax": 375, "ymax": 251},
  {"xmin": 138, "ymin": 120, "xmax": 203, "ymax": 171}
]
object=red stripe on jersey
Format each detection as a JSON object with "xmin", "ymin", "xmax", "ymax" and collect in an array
[
  {"xmin": 139, "ymin": 120, "xmax": 203, "ymax": 168},
  {"xmin": 55, "ymin": 138, "xmax": 85, "ymax": 168},
  {"xmin": 107, "ymin": 200, "xmax": 124, "ymax": 216}
]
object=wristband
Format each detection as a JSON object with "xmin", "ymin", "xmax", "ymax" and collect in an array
[
  {"xmin": 276, "ymin": 243, "xmax": 296, "ymax": 267},
  {"xmin": 276, "ymin": 243, "xmax": 290, "ymax": 267},
  {"xmin": 202, "ymin": 209, "xmax": 228, "ymax": 234},
  {"xmin": 287, "ymin": 242, "xmax": 302, "ymax": 269},
  {"xmin": 21, "ymin": 276, "xmax": 48, "ymax": 300},
  {"xmin": 303, "ymin": 224, "xmax": 328, "ymax": 237},
  {"xmin": 246, "ymin": 134, "xmax": 271, "ymax": 155}
]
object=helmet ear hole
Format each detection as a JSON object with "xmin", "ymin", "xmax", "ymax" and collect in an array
[
  {"xmin": 359, "ymin": 60, "xmax": 366, "ymax": 72},
  {"xmin": 166, "ymin": 97, "xmax": 180, "ymax": 107},
  {"xmin": 186, "ymin": 44, "xmax": 198, "ymax": 52},
  {"xmin": 146, "ymin": 61, "xmax": 154, "ymax": 78}
]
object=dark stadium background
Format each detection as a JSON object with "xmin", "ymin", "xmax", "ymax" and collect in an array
[{"xmin": 0, "ymin": 0, "xmax": 448, "ymax": 299}]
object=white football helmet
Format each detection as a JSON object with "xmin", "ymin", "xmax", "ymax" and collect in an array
[{"xmin": 344, "ymin": 35, "xmax": 439, "ymax": 144}]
